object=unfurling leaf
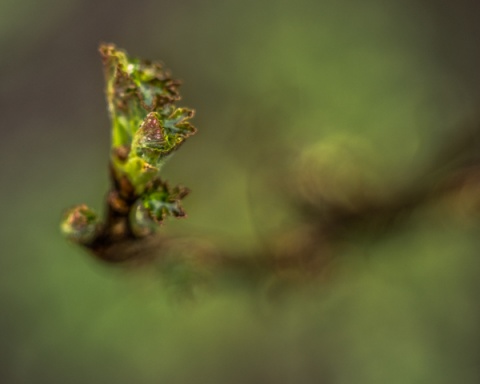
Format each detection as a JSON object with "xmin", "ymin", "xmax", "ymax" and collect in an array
[
  {"xmin": 100, "ymin": 44, "xmax": 197, "ymax": 193},
  {"xmin": 130, "ymin": 180, "xmax": 190, "ymax": 237}
]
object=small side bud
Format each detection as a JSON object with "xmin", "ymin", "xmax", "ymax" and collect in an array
[
  {"xmin": 60, "ymin": 205, "xmax": 101, "ymax": 245},
  {"xmin": 129, "ymin": 200, "xmax": 157, "ymax": 238}
]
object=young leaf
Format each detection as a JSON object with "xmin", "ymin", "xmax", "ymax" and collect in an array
[{"xmin": 100, "ymin": 44, "xmax": 197, "ymax": 193}]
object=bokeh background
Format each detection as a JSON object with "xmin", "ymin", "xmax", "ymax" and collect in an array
[{"xmin": 1, "ymin": 0, "xmax": 480, "ymax": 382}]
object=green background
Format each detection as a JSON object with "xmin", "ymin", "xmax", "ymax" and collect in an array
[{"xmin": 1, "ymin": 0, "xmax": 480, "ymax": 382}]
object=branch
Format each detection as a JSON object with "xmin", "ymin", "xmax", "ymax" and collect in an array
[{"xmin": 61, "ymin": 44, "xmax": 196, "ymax": 262}]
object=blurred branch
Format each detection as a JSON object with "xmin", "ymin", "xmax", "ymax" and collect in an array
[{"xmin": 293, "ymin": 120, "xmax": 480, "ymax": 244}]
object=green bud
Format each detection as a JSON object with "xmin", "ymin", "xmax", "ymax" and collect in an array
[
  {"xmin": 61, "ymin": 45, "xmax": 196, "ymax": 258},
  {"xmin": 60, "ymin": 205, "xmax": 100, "ymax": 244},
  {"xmin": 129, "ymin": 200, "xmax": 157, "ymax": 238},
  {"xmin": 99, "ymin": 43, "xmax": 182, "ymax": 148},
  {"xmin": 129, "ymin": 181, "xmax": 189, "ymax": 237},
  {"xmin": 100, "ymin": 44, "xmax": 197, "ymax": 194}
]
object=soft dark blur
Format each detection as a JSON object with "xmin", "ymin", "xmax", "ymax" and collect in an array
[{"xmin": 1, "ymin": 0, "xmax": 480, "ymax": 382}]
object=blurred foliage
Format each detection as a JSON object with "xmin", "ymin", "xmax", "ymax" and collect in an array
[{"xmin": 1, "ymin": 0, "xmax": 480, "ymax": 383}]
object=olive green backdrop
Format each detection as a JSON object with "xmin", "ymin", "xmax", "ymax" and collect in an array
[{"xmin": 1, "ymin": 0, "xmax": 480, "ymax": 382}]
